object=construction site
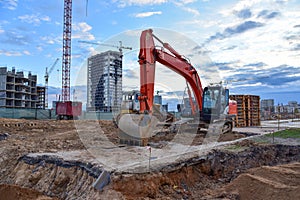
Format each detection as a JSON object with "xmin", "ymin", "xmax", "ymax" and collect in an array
[
  {"xmin": 1, "ymin": 1, "xmax": 300, "ymax": 200},
  {"xmin": 0, "ymin": 117, "xmax": 299, "ymax": 200}
]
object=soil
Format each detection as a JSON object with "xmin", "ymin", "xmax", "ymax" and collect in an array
[
  {"xmin": 0, "ymin": 118, "xmax": 299, "ymax": 199},
  {"xmin": 213, "ymin": 162, "xmax": 300, "ymax": 200},
  {"xmin": 0, "ymin": 184, "xmax": 58, "ymax": 200}
]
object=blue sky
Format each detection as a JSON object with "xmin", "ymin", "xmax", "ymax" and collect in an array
[{"xmin": 1, "ymin": 0, "xmax": 300, "ymax": 108}]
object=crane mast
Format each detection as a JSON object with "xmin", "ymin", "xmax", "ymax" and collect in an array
[
  {"xmin": 62, "ymin": 0, "xmax": 72, "ymax": 102},
  {"xmin": 55, "ymin": 0, "xmax": 82, "ymax": 120}
]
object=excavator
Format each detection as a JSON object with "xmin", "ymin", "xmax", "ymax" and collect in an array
[{"xmin": 116, "ymin": 29, "xmax": 237, "ymax": 146}]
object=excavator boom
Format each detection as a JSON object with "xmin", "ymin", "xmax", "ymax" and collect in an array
[{"xmin": 138, "ymin": 29, "xmax": 203, "ymax": 115}]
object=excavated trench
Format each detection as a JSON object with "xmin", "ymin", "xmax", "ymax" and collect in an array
[
  {"xmin": 111, "ymin": 143, "xmax": 300, "ymax": 199},
  {"xmin": 1, "ymin": 143, "xmax": 299, "ymax": 200}
]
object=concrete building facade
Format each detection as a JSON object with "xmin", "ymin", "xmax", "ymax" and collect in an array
[
  {"xmin": 0, "ymin": 67, "xmax": 45, "ymax": 109},
  {"xmin": 261, "ymin": 99, "xmax": 274, "ymax": 111},
  {"xmin": 87, "ymin": 51, "xmax": 122, "ymax": 112}
]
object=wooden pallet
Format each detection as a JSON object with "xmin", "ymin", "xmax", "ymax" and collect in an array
[{"xmin": 230, "ymin": 95, "xmax": 260, "ymax": 127}]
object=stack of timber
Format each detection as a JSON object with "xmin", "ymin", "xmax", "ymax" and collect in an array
[{"xmin": 230, "ymin": 95, "xmax": 260, "ymax": 127}]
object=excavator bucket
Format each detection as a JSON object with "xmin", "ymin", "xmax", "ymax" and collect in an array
[{"xmin": 118, "ymin": 113, "xmax": 159, "ymax": 146}]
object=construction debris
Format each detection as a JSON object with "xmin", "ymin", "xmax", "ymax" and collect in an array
[{"xmin": 0, "ymin": 133, "xmax": 9, "ymax": 141}]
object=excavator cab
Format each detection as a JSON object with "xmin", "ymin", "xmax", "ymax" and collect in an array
[
  {"xmin": 201, "ymin": 85, "xmax": 229, "ymax": 123},
  {"xmin": 120, "ymin": 90, "xmax": 140, "ymax": 114}
]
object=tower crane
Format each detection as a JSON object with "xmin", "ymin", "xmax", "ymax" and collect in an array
[
  {"xmin": 44, "ymin": 58, "xmax": 59, "ymax": 108},
  {"xmin": 55, "ymin": 0, "xmax": 82, "ymax": 120},
  {"xmin": 78, "ymin": 40, "xmax": 132, "ymax": 56},
  {"xmin": 61, "ymin": 0, "xmax": 72, "ymax": 102}
]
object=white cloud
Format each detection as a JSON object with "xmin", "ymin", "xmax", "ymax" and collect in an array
[
  {"xmin": 173, "ymin": 1, "xmax": 200, "ymax": 16},
  {"xmin": 233, "ymin": 0, "xmax": 266, "ymax": 11},
  {"xmin": 40, "ymin": 35, "xmax": 60, "ymax": 45},
  {"xmin": 1, "ymin": 0, "xmax": 18, "ymax": 10},
  {"xmin": 113, "ymin": 0, "xmax": 168, "ymax": 7},
  {"xmin": 0, "ymin": 49, "xmax": 22, "ymax": 56},
  {"xmin": 182, "ymin": 7, "xmax": 200, "ymax": 16},
  {"xmin": 72, "ymin": 22, "xmax": 95, "ymax": 40},
  {"xmin": 135, "ymin": 11, "xmax": 162, "ymax": 18},
  {"xmin": 41, "ymin": 16, "xmax": 51, "ymax": 22},
  {"xmin": 18, "ymin": 14, "xmax": 51, "ymax": 26},
  {"xmin": 180, "ymin": 0, "xmax": 197, "ymax": 4},
  {"xmin": 0, "ymin": 49, "xmax": 30, "ymax": 57},
  {"xmin": 23, "ymin": 50, "xmax": 31, "ymax": 55},
  {"xmin": 36, "ymin": 46, "xmax": 43, "ymax": 52},
  {"xmin": 0, "ymin": 22, "xmax": 7, "ymax": 34},
  {"xmin": 72, "ymin": 33, "xmax": 95, "ymax": 41},
  {"xmin": 87, "ymin": 47, "xmax": 97, "ymax": 56},
  {"xmin": 124, "ymin": 30, "xmax": 141, "ymax": 37},
  {"xmin": 210, "ymin": 6, "xmax": 300, "ymax": 68},
  {"xmin": 178, "ymin": 19, "xmax": 220, "ymax": 28},
  {"xmin": 73, "ymin": 22, "xmax": 92, "ymax": 32}
]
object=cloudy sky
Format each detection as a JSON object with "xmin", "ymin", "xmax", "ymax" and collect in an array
[{"xmin": 1, "ymin": 0, "xmax": 300, "ymax": 108}]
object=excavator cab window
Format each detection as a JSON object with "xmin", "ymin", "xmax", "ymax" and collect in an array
[
  {"xmin": 202, "ymin": 86, "xmax": 226, "ymax": 122},
  {"xmin": 135, "ymin": 93, "xmax": 139, "ymax": 102},
  {"xmin": 225, "ymin": 88, "xmax": 229, "ymax": 107},
  {"xmin": 203, "ymin": 87, "xmax": 220, "ymax": 109}
]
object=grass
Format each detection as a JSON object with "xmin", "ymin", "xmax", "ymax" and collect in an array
[
  {"xmin": 224, "ymin": 144, "xmax": 247, "ymax": 152},
  {"xmin": 266, "ymin": 128, "xmax": 300, "ymax": 139}
]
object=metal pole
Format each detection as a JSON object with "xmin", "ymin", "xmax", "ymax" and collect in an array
[
  {"xmin": 277, "ymin": 114, "xmax": 280, "ymax": 131},
  {"xmin": 148, "ymin": 146, "xmax": 151, "ymax": 173}
]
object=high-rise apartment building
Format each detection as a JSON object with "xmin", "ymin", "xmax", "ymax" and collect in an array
[
  {"xmin": 0, "ymin": 67, "xmax": 45, "ymax": 109},
  {"xmin": 261, "ymin": 99, "xmax": 274, "ymax": 112},
  {"xmin": 87, "ymin": 50, "xmax": 122, "ymax": 112}
]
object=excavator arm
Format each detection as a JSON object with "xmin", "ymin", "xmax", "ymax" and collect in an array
[
  {"xmin": 117, "ymin": 29, "xmax": 211, "ymax": 146},
  {"xmin": 138, "ymin": 29, "xmax": 203, "ymax": 115}
]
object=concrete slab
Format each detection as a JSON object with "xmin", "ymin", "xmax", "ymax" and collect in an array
[
  {"xmin": 25, "ymin": 128, "xmax": 276, "ymax": 174},
  {"xmin": 23, "ymin": 120, "xmax": 296, "ymax": 175}
]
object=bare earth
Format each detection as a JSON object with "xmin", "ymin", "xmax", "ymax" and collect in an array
[{"xmin": 0, "ymin": 118, "xmax": 299, "ymax": 199}]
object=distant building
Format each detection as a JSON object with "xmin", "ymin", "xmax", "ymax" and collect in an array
[
  {"xmin": 180, "ymin": 97, "xmax": 196, "ymax": 116},
  {"xmin": 288, "ymin": 101, "xmax": 298, "ymax": 108},
  {"xmin": 154, "ymin": 94, "xmax": 162, "ymax": 105},
  {"xmin": 274, "ymin": 101, "xmax": 299, "ymax": 116},
  {"xmin": 86, "ymin": 51, "xmax": 122, "ymax": 112},
  {"xmin": 0, "ymin": 67, "xmax": 45, "ymax": 108},
  {"xmin": 261, "ymin": 99, "xmax": 274, "ymax": 111}
]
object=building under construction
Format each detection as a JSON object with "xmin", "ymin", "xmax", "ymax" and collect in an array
[
  {"xmin": 0, "ymin": 67, "xmax": 45, "ymax": 109},
  {"xmin": 86, "ymin": 50, "xmax": 122, "ymax": 112}
]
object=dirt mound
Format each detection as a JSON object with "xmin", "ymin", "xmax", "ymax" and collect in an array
[
  {"xmin": 218, "ymin": 131, "xmax": 245, "ymax": 142},
  {"xmin": 222, "ymin": 162, "xmax": 300, "ymax": 200},
  {"xmin": 0, "ymin": 184, "xmax": 57, "ymax": 200}
]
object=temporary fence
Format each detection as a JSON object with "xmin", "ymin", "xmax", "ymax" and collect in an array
[
  {"xmin": 0, "ymin": 108, "xmax": 114, "ymax": 120},
  {"xmin": 0, "ymin": 108, "xmax": 56, "ymax": 120}
]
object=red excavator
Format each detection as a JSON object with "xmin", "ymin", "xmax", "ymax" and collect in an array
[{"xmin": 116, "ymin": 29, "xmax": 237, "ymax": 146}]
